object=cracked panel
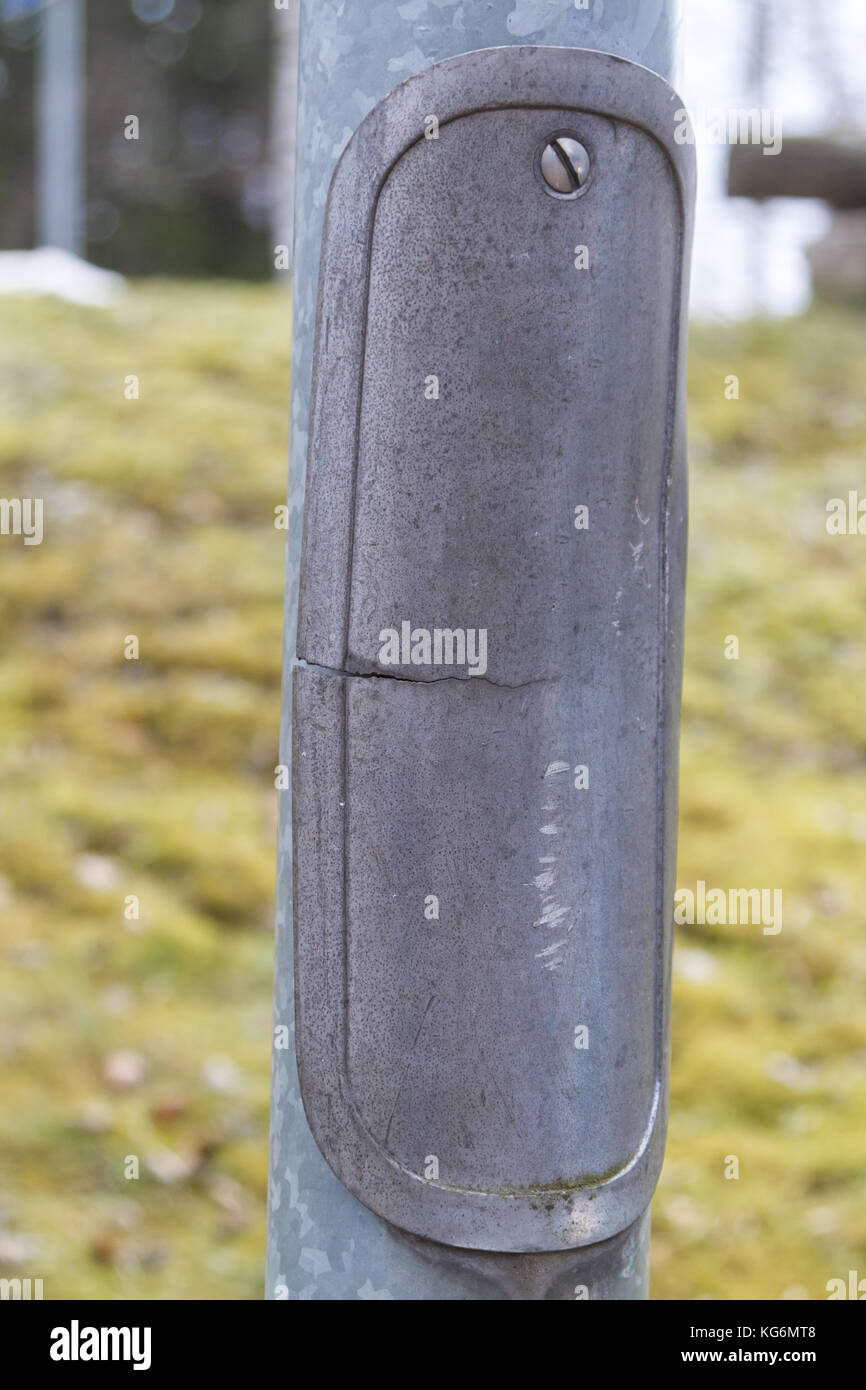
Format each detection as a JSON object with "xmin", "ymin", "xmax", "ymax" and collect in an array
[
  {"xmin": 305, "ymin": 107, "xmax": 677, "ymax": 685},
  {"xmin": 271, "ymin": 16, "xmax": 686, "ymax": 1292},
  {"xmin": 339, "ymin": 671, "xmax": 658, "ymax": 1193}
]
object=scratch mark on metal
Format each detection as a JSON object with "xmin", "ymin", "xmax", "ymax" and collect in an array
[{"xmin": 383, "ymin": 993, "xmax": 436, "ymax": 1145}]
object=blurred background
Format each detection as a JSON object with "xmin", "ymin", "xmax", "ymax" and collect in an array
[{"xmin": 0, "ymin": 0, "xmax": 864, "ymax": 1300}]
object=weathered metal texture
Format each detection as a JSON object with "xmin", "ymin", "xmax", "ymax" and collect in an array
[
  {"xmin": 37, "ymin": 0, "xmax": 85, "ymax": 256},
  {"xmin": 389, "ymin": 1207, "xmax": 651, "ymax": 1300},
  {"xmin": 268, "ymin": 0, "xmax": 683, "ymax": 1301},
  {"xmin": 293, "ymin": 46, "xmax": 694, "ymax": 1253}
]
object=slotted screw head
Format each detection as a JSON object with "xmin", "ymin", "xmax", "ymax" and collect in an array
[{"xmin": 540, "ymin": 136, "xmax": 590, "ymax": 197}]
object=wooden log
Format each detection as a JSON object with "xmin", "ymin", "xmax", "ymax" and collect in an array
[{"xmin": 728, "ymin": 138, "xmax": 866, "ymax": 209}]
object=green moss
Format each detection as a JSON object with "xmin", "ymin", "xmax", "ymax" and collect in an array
[
  {"xmin": 441, "ymin": 1162, "xmax": 624, "ymax": 1203},
  {"xmin": 0, "ymin": 284, "xmax": 287, "ymax": 1300},
  {"xmin": 0, "ymin": 291, "xmax": 864, "ymax": 1298}
]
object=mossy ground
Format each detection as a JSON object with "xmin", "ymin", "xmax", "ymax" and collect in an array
[
  {"xmin": 0, "ymin": 285, "xmax": 863, "ymax": 1299},
  {"xmin": 0, "ymin": 284, "xmax": 287, "ymax": 1299},
  {"xmin": 660, "ymin": 311, "xmax": 866, "ymax": 1300}
]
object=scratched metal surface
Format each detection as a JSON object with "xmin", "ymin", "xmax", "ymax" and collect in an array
[
  {"xmin": 292, "ymin": 45, "xmax": 693, "ymax": 1254},
  {"xmin": 302, "ymin": 101, "xmax": 681, "ymax": 686},
  {"xmin": 269, "ymin": 0, "xmax": 683, "ymax": 1300}
]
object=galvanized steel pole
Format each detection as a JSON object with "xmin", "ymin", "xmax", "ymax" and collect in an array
[
  {"xmin": 36, "ymin": 0, "xmax": 85, "ymax": 255},
  {"xmin": 268, "ymin": 0, "xmax": 682, "ymax": 1301}
]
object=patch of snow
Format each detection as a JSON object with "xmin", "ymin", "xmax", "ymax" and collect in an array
[{"xmin": 0, "ymin": 247, "xmax": 124, "ymax": 307}]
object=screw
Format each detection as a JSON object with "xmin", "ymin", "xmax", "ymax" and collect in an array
[{"xmin": 540, "ymin": 136, "xmax": 590, "ymax": 197}]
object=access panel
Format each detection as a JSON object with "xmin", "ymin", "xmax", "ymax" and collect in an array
[{"xmin": 294, "ymin": 45, "xmax": 695, "ymax": 1252}]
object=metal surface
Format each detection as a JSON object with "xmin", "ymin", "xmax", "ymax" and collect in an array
[
  {"xmin": 36, "ymin": 0, "xmax": 84, "ymax": 255},
  {"xmin": 374, "ymin": 1207, "xmax": 651, "ymax": 1301},
  {"xmin": 270, "ymin": 0, "xmax": 299, "ymax": 278},
  {"xmin": 293, "ymin": 46, "xmax": 694, "ymax": 1255},
  {"xmin": 269, "ymin": 0, "xmax": 684, "ymax": 1300}
]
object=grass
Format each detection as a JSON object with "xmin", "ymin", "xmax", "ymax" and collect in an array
[
  {"xmin": 0, "ymin": 283, "xmax": 864, "ymax": 1299},
  {"xmin": 0, "ymin": 284, "xmax": 287, "ymax": 1299},
  {"xmin": 660, "ymin": 310, "xmax": 866, "ymax": 1300}
]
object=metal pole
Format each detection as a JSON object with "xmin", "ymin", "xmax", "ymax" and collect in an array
[
  {"xmin": 270, "ymin": 0, "xmax": 299, "ymax": 280},
  {"xmin": 36, "ymin": 0, "xmax": 85, "ymax": 255},
  {"xmin": 269, "ymin": 0, "xmax": 680, "ymax": 1302},
  {"xmin": 747, "ymin": 0, "xmax": 771, "ymax": 311}
]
